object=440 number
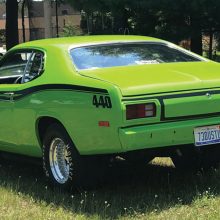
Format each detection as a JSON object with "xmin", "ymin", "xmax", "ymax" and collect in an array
[{"xmin": 93, "ymin": 95, "xmax": 112, "ymax": 108}]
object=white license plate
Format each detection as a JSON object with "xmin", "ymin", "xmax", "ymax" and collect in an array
[{"xmin": 194, "ymin": 125, "xmax": 220, "ymax": 146}]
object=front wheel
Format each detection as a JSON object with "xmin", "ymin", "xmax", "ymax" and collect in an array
[{"xmin": 42, "ymin": 123, "xmax": 87, "ymax": 190}]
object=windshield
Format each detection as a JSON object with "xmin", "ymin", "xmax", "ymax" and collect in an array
[{"xmin": 70, "ymin": 43, "xmax": 202, "ymax": 70}]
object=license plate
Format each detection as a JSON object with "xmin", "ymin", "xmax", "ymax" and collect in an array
[{"xmin": 194, "ymin": 125, "xmax": 220, "ymax": 146}]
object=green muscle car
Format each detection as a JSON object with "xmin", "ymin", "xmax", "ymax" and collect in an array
[{"xmin": 1, "ymin": 35, "xmax": 220, "ymax": 190}]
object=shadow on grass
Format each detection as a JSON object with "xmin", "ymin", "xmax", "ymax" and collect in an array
[{"xmin": 0, "ymin": 155, "xmax": 220, "ymax": 219}]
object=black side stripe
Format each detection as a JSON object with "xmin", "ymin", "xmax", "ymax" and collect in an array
[
  {"xmin": 122, "ymin": 88, "xmax": 220, "ymax": 121},
  {"xmin": 122, "ymin": 88, "xmax": 220, "ymax": 102},
  {"xmin": 122, "ymin": 86, "xmax": 220, "ymax": 98},
  {"xmin": 0, "ymin": 84, "xmax": 108, "ymax": 101},
  {"xmin": 0, "ymin": 95, "xmax": 10, "ymax": 101}
]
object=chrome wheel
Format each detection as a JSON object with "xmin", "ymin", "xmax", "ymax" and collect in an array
[{"xmin": 49, "ymin": 138, "xmax": 70, "ymax": 184}]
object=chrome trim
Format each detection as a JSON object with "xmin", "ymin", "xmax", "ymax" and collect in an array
[{"xmin": 49, "ymin": 138, "xmax": 70, "ymax": 184}]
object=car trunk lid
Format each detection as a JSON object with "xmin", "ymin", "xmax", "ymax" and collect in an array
[{"xmin": 79, "ymin": 61, "xmax": 220, "ymax": 97}]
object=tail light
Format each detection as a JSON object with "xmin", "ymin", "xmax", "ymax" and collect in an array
[{"xmin": 126, "ymin": 103, "xmax": 156, "ymax": 120}]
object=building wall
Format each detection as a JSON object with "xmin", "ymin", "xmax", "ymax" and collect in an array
[
  {"xmin": 28, "ymin": 1, "xmax": 81, "ymax": 40},
  {"xmin": 0, "ymin": 2, "xmax": 81, "ymax": 44}
]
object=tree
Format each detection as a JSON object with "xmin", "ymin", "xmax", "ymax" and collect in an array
[
  {"xmin": 21, "ymin": 0, "xmax": 26, "ymax": 42},
  {"xmin": 21, "ymin": 0, "xmax": 31, "ymax": 43},
  {"xmin": 66, "ymin": 0, "xmax": 220, "ymax": 56},
  {"xmin": 6, "ymin": 0, "xmax": 19, "ymax": 50},
  {"xmin": 44, "ymin": 0, "xmax": 52, "ymax": 38}
]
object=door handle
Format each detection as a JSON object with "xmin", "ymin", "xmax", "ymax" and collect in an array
[
  {"xmin": 3, "ymin": 92, "xmax": 14, "ymax": 101},
  {"xmin": 4, "ymin": 92, "xmax": 14, "ymax": 96}
]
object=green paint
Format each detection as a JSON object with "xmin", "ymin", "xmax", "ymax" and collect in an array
[{"xmin": 0, "ymin": 35, "xmax": 219, "ymax": 157}]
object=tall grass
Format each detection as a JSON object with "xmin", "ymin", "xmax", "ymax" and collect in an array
[{"xmin": 0, "ymin": 156, "xmax": 220, "ymax": 219}]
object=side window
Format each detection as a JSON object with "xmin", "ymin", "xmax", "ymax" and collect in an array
[
  {"xmin": 22, "ymin": 52, "xmax": 44, "ymax": 83},
  {"xmin": 0, "ymin": 50, "xmax": 44, "ymax": 84},
  {"xmin": 0, "ymin": 51, "xmax": 32, "ymax": 84}
]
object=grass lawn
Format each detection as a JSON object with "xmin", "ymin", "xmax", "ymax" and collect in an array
[{"xmin": 1, "ymin": 156, "xmax": 220, "ymax": 220}]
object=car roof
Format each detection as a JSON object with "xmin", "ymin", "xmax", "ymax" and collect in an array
[{"xmin": 13, "ymin": 35, "xmax": 165, "ymax": 51}]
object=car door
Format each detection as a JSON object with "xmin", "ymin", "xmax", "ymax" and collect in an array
[
  {"xmin": 12, "ymin": 50, "xmax": 45, "ymax": 154},
  {"xmin": 0, "ymin": 49, "xmax": 43, "ymax": 153}
]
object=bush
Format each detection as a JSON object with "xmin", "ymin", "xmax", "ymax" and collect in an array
[{"xmin": 60, "ymin": 25, "xmax": 82, "ymax": 37}]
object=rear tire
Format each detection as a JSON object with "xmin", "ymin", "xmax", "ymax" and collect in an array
[{"xmin": 42, "ymin": 123, "xmax": 87, "ymax": 191}]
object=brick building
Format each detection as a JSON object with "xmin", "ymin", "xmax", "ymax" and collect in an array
[{"xmin": 0, "ymin": 1, "xmax": 81, "ymax": 44}]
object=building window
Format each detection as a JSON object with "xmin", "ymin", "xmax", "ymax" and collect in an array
[{"xmin": 62, "ymin": 10, "xmax": 68, "ymax": 15}]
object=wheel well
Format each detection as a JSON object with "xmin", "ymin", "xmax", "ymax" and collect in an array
[{"xmin": 37, "ymin": 117, "xmax": 65, "ymax": 147}]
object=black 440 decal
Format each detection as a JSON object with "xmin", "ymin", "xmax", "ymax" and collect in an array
[{"xmin": 93, "ymin": 95, "xmax": 112, "ymax": 108}]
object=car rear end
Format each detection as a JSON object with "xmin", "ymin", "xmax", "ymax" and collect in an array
[
  {"xmin": 69, "ymin": 37, "xmax": 220, "ymax": 167},
  {"xmin": 120, "ymin": 90, "xmax": 220, "ymax": 151}
]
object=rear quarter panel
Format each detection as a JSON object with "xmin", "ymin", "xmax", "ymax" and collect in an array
[{"xmin": 10, "ymin": 45, "xmax": 123, "ymax": 156}]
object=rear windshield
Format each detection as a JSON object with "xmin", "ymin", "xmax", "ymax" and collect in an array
[{"xmin": 70, "ymin": 43, "xmax": 202, "ymax": 70}]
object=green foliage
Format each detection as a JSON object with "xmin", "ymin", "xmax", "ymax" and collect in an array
[
  {"xmin": 65, "ymin": 0, "xmax": 220, "ymax": 55},
  {"xmin": 60, "ymin": 25, "xmax": 82, "ymax": 37},
  {"xmin": 0, "ymin": 30, "xmax": 5, "ymax": 43}
]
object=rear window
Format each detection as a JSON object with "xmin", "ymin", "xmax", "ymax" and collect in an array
[{"xmin": 70, "ymin": 43, "xmax": 202, "ymax": 70}]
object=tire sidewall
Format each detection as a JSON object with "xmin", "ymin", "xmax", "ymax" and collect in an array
[{"xmin": 42, "ymin": 124, "xmax": 82, "ymax": 190}]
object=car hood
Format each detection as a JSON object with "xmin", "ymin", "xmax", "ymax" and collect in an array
[{"xmin": 79, "ymin": 61, "xmax": 220, "ymax": 96}]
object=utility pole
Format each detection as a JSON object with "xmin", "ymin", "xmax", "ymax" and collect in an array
[
  {"xmin": 6, "ymin": 0, "xmax": 19, "ymax": 50},
  {"xmin": 55, "ymin": 0, "xmax": 59, "ymax": 37},
  {"xmin": 22, "ymin": 0, "xmax": 26, "ymax": 42},
  {"xmin": 44, "ymin": 0, "xmax": 52, "ymax": 38}
]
